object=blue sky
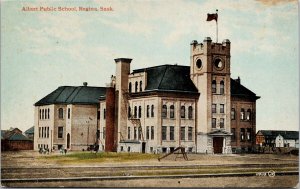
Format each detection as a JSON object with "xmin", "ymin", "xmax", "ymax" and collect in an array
[{"xmin": 1, "ymin": 0, "xmax": 298, "ymax": 132}]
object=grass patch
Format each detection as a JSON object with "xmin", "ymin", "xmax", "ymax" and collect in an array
[{"xmin": 39, "ymin": 152, "xmax": 160, "ymax": 164}]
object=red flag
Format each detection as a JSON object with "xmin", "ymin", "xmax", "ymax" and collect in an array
[{"xmin": 206, "ymin": 13, "xmax": 218, "ymax": 22}]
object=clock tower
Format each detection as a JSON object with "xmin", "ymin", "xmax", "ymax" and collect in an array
[{"xmin": 190, "ymin": 37, "xmax": 232, "ymax": 154}]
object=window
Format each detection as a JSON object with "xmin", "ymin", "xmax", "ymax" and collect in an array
[
  {"xmin": 129, "ymin": 82, "xmax": 132, "ymax": 93},
  {"xmin": 170, "ymin": 105, "xmax": 175, "ymax": 118},
  {"xmin": 58, "ymin": 108, "xmax": 63, "ymax": 119},
  {"xmin": 212, "ymin": 80, "xmax": 216, "ymax": 93},
  {"xmin": 103, "ymin": 127, "xmax": 106, "ymax": 139},
  {"xmin": 68, "ymin": 108, "xmax": 70, "ymax": 119},
  {"xmin": 39, "ymin": 127, "xmax": 41, "ymax": 138},
  {"xmin": 42, "ymin": 109, "xmax": 44, "ymax": 119},
  {"xmin": 246, "ymin": 109, "xmax": 251, "ymax": 121},
  {"xmin": 231, "ymin": 108, "xmax": 235, "ymax": 120},
  {"xmin": 246, "ymin": 128, "xmax": 251, "ymax": 141},
  {"xmin": 138, "ymin": 127, "xmax": 142, "ymax": 140},
  {"xmin": 170, "ymin": 126, "xmax": 174, "ymax": 141},
  {"xmin": 212, "ymin": 104, "xmax": 216, "ymax": 113},
  {"xmin": 134, "ymin": 106, "xmax": 137, "ymax": 118},
  {"xmin": 151, "ymin": 126, "xmax": 154, "ymax": 140},
  {"xmin": 140, "ymin": 81, "xmax": 142, "ymax": 92},
  {"xmin": 48, "ymin": 108, "xmax": 50, "ymax": 119},
  {"xmin": 188, "ymin": 106, "xmax": 193, "ymax": 119},
  {"xmin": 103, "ymin": 109, "xmax": 106, "ymax": 119},
  {"xmin": 212, "ymin": 118, "xmax": 216, "ymax": 128},
  {"xmin": 220, "ymin": 118, "xmax": 224, "ymax": 128},
  {"xmin": 240, "ymin": 128, "xmax": 245, "ymax": 141},
  {"xmin": 162, "ymin": 126, "xmax": 167, "ymax": 140},
  {"xmin": 146, "ymin": 105, "xmax": 150, "ymax": 118},
  {"xmin": 39, "ymin": 109, "xmax": 41, "ymax": 120},
  {"xmin": 180, "ymin": 106, "xmax": 185, "ymax": 118},
  {"xmin": 220, "ymin": 80, "xmax": 224, "ymax": 94},
  {"xmin": 97, "ymin": 110, "xmax": 100, "ymax": 120},
  {"xmin": 58, "ymin": 127, "xmax": 63, "ymax": 138},
  {"xmin": 41, "ymin": 127, "xmax": 44, "ymax": 138},
  {"xmin": 47, "ymin": 127, "xmax": 49, "ymax": 138},
  {"xmin": 128, "ymin": 127, "xmax": 131, "ymax": 139},
  {"xmin": 231, "ymin": 128, "xmax": 236, "ymax": 141},
  {"xmin": 188, "ymin": 127, "xmax": 193, "ymax": 141},
  {"xmin": 240, "ymin": 108, "xmax": 245, "ymax": 120},
  {"xmin": 128, "ymin": 106, "xmax": 131, "ymax": 118},
  {"xmin": 162, "ymin": 105, "xmax": 167, "ymax": 118},
  {"xmin": 135, "ymin": 81, "xmax": 138, "ymax": 92},
  {"xmin": 134, "ymin": 127, "xmax": 137, "ymax": 140},
  {"xmin": 138, "ymin": 106, "xmax": 142, "ymax": 118},
  {"xmin": 220, "ymin": 104, "xmax": 224, "ymax": 113},
  {"xmin": 180, "ymin": 127, "xmax": 185, "ymax": 140},
  {"xmin": 151, "ymin": 105, "xmax": 154, "ymax": 117},
  {"xmin": 146, "ymin": 126, "xmax": 150, "ymax": 140}
]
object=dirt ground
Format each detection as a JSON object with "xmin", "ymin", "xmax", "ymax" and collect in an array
[{"xmin": 1, "ymin": 151, "xmax": 299, "ymax": 188}]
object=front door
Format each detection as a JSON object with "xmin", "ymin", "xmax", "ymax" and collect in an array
[{"xmin": 213, "ymin": 137, "xmax": 223, "ymax": 154}]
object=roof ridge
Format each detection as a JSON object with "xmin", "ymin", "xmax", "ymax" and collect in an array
[{"xmin": 157, "ymin": 65, "xmax": 169, "ymax": 89}]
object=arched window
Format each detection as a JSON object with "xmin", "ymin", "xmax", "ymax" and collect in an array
[
  {"xmin": 180, "ymin": 106, "xmax": 185, "ymax": 118},
  {"xmin": 212, "ymin": 80, "xmax": 216, "ymax": 93},
  {"xmin": 135, "ymin": 81, "xmax": 138, "ymax": 93},
  {"xmin": 170, "ymin": 105, "xmax": 175, "ymax": 118},
  {"xmin": 188, "ymin": 106, "xmax": 193, "ymax": 119},
  {"xmin": 240, "ymin": 108, "xmax": 245, "ymax": 120},
  {"xmin": 146, "ymin": 105, "xmax": 150, "ymax": 118},
  {"xmin": 42, "ymin": 109, "xmax": 44, "ymax": 119},
  {"xmin": 45, "ymin": 109, "xmax": 47, "ymax": 119},
  {"xmin": 58, "ymin": 108, "xmax": 63, "ymax": 119},
  {"xmin": 162, "ymin": 105, "xmax": 167, "ymax": 118},
  {"xmin": 138, "ymin": 106, "xmax": 142, "ymax": 118},
  {"xmin": 128, "ymin": 106, "xmax": 131, "ymax": 118},
  {"xmin": 134, "ymin": 106, "xmax": 137, "ymax": 118},
  {"xmin": 140, "ymin": 81, "xmax": 142, "ymax": 92},
  {"xmin": 39, "ymin": 109, "xmax": 42, "ymax": 120},
  {"xmin": 129, "ymin": 82, "xmax": 132, "ymax": 93},
  {"xmin": 246, "ymin": 109, "xmax": 251, "ymax": 121},
  {"xmin": 48, "ymin": 108, "xmax": 50, "ymax": 119},
  {"xmin": 231, "ymin": 108, "xmax": 235, "ymax": 120},
  {"xmin": 151, "ymin": 105, "xmax": 154, "ymax": 117},
  {"xmin": 220, "ymin": 80, "xmax": 224, "ymax": 94}
]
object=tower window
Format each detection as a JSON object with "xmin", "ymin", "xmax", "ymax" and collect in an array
[
  {"xmin": 138, "ymin": 106, "xmax": 142, "ymax": 118},
  {"xmin": 151, "ymin": 105, "xmax": 154, "ymax": 117},
  {"xmin": 135, "ymin": 81, "xmax": 138, "ymax": 92},
  {"xmin": 214, "ymin": 58, "xmax": 223, "ymax": 68},
  {"xmin": 129, "ymin": 82, "xmax": 132, "ymax": 93},
  {"xmin": 162, "ymin": 105, "xmax": 167, "ymax": 118},
  {"xmin": 196, "ymin": 59, "xmax": 202, "ymax": 69},
  {"xmin": 140, "ymin": 81, "xmax": 142, "ymax": 92},
  {"xmin": 146, "ymin": 105, "xmax": 150, "ymax": 118},
  {"xmin": 180, "ymin": 106, "xmax": 185, "ymax": 118},
  {"xmin": 212, "ymin": 80, "xmax": 216, "ymax": 93},
  {"xmin": 220, "ymin": 80, "xmax": 224, "ymax": 94},
  {"xmin": 231, "ymin": 108, "xmax": 236, "ymax": 120},
  {"xmin": 58, "ymin": 108, "xmax": 63, "ymax": 119},
  {"xmin": 170, "ymin": 105, "xmax": 175, "ymax": 118},
  {"xmin": 188, "ymin": 106, "xmax": 193, "ymax": 119}
]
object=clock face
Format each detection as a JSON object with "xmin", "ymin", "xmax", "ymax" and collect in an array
[
  {"xmin": 214, "ymin": 58, "xmax": 224, "ymax": 70},
  {"xmin": 196, "ymin": 59, "xmax": 202, "ymax": 69}
]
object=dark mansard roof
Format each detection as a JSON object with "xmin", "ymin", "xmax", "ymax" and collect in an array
[
  {"xmin": 35, "ymin": 86, "xmax": 106, "ymax": 106},
  {"xmin": 231, "ymin": 78, "xmax": 260, "ymax": 100},
  {"xmin": 132, "ymin": 64, "xmax": 199, "ymax": 93}
]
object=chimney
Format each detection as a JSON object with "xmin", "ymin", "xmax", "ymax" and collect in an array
[
  {"xmin": 83, "ymin": 82, "xmax": 88, "ymax": 86},
  {"xmin": 236, "ymin": 77, "xmax": 240, "ymax": 84}
]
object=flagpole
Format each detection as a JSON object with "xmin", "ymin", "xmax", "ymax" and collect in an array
[{"xmin": 216, "ymin": 9, "xmax": 218, "ymax": 43}]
